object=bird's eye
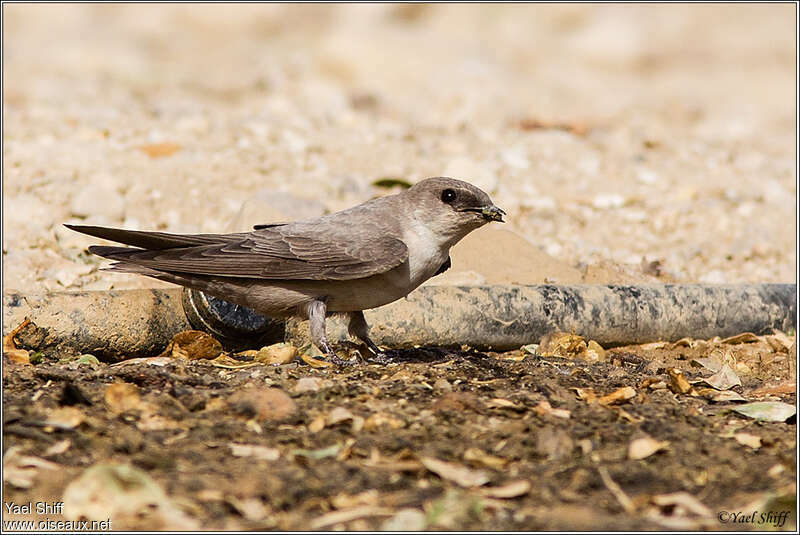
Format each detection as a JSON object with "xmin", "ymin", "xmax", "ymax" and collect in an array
[{"xmin": 441, "ymin": 189, "xmax": 457, "ymax": 203}]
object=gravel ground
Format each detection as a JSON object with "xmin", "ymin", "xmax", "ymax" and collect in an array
[{"xmin": 2, "ymin": 4, "xmax": 796, "ymax": 294}]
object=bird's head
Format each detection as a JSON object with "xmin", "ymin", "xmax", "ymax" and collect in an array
[{"xmin": 404, "ymin": 177, "xmax": 505, "ymax": 244}]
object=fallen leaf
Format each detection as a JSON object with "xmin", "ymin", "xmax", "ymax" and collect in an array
[
  {"xmin": 538, "ymin": 332, "xmax": 587, "ymax": 358},
  {"xmin": 254, "ymin": 342, "xmax": 297, "ymax": 365},
  {"xmin": 534, "ymin": 400, "xmax": 571, "ymax": 419},
  {"xmin": 2, "ymin": 447, "xmax": 60, "ymax": 488},
  {"xmin": 709, "ymin": 390, "xmax": 747, "ymax": 403},
  {"xmin": 138, "ymin": 142, "xmax": 181, "ymax": 158},
  {"xmin": 310, "ymin": 505, "xmax": 394, "ymax": 529},
  {"xmin": 486, "ymin": 398, "xmax": 525, "ymax": 411},
  {"xmin": 480, "ymin": 480, "xmax": 531, "ymax": 499},
  {"xmin": 301, "ymin": 353, "xmax": 333, "ymax": 368},
  {"xmin": 721, "ymin": 332, "xmax": 760, "ymax": 344},
  {"xmin": 628, "ymin": 436, "xmax": 670, "ymax": 460},
  {"xmin": 690, "ymin": 357, "xmax": 723, "ymax": 373},
  {"xmin": 463, "ymin": 448, "xmax": 508, "ymax": 469},
  {"xmin": 651, "ymin": 491, "xmax": 712, "ymax": 517},
  {"xmin": 3, "ymin": 318, "xmax": 32, "ymax": 364},
  {"xmin": 597, "ymin": 386, "xmax": 636, "ymax": 405},
  {"xmin": 229, "ymin": 443, "xmax": 280, "ymax": 461},
  {"xmin": 421, "ymin": 457, "xmax": 490, "ymax": 488},
  {"xmin": 584, "ymin": 340, "xmax": 606, "ymax": 363},
  {"xmin": 668, "ymin": 368, "xmax": 693, "ymax": 394},
  {"xmin": 521, "ymin": 344, "xmax": 539, "ymax": 355},
  {"xmin": 159, "ymin": 330, "xmax": 222, "ymax": 360},
  {"xmin": 694, "ymin": 364, "xmax": 741, "ymax": 390},
  {"xmin": 733, "ymin": 433, "xmax": 762, "ymax": 449},
  {"xmin": 733, "ymin": 401, "xmax": 796, "ymax": 422},
  {"xmin": 292, "ymin": 444, "xmax": 342, "ymax": 460}
]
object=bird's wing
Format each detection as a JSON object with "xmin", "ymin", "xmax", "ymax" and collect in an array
[{"xmin": 84, "ymin": 223, "xmax": 409, "ymax": 281}]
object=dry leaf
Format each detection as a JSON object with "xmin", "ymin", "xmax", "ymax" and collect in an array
[
  {"xmin": 584, "ymin": 340, "xmax": 607, "ymax": 363},
  {"xmin": 3, "ymin": 318, "xmax": 32, "ymax": 364},
  {"xmin": 651, "ymin": 492, "xmax": 712, "ymax": 517},
  {"xmin": 301, "ymin": 353, "xmax": 333, "ymax": 368},
  {"xmin": 310, "ymin": 506, "xmax": 394, "ymax": 529},
  {"xmin": 597, "ymin": 386, "xmax": 636, "ymax": 405},
  {"xmin": 480, "ymin": 480, "xmax": 531, "ymax": 499},
  {"xmin": 628, "ymin": 436, "xmax": 670, "ymax": 460},
  {"xmin": 463, "ymin": 448, "xmax": 508, "ymax": 469},
  {"xmin": 255, "ymin": 342, "xmax": 297, "ymax": 365},
  {"xmin": 733, "ymin": 401, "xmax": 796, "ymax": 422},
  {"xmin": 486, "ymin": 398, "xmax": 525, "ymax": 411},
  {"xmin": 668, "ymin": 368, "xmax": 693, "ymax": 394},
  {"xmin": 690, "ymin": 357, "xmax": 723, "ymax": 373},
  {"xmin": 721, "ymin": 332, "xmax": 760, "ymax": 344},
  {"xmin": 693, "ymin": 363, "xmax": 741, "ymax": 390},
  {"xmin": 534, "ymin": 400, "xmax": 571, "ymax": 419},
  {"xmin": 229, "ymin": 443, "xmax": 280, "ymax": 461},
  {"xmin": 708, "ymin": 390, "xmax": 747, "ymax": 403},
  {"xmin": 139, "ymin": 142, "xmax": 181, "ymax": 158},
  {"xmin": 159, "ymin": 330, "xmax": 222, "ymax": 360},
  {"xmin": 420, "ymin": 457, "xmax": 490, "ymax": 488},
  {"xmin": 733, "ymin": 433, "xmax": 762, "ymax": 449},
  {"xmin": 538, "ymin": 332, "xmax": 587, "ymax": 358}
]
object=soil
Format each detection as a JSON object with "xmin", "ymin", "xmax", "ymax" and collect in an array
[
  {"xmin": 2, "ymin": 4, "xmax": 796, "ymax": 532},
  {"xmin": 2, "ymin": 335, "xmax": 795, "ymax": 531}
]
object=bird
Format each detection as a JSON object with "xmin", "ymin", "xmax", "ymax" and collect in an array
[{"xmin": 66, "ymin": 177, "xmax": 505, "ymax": 364}]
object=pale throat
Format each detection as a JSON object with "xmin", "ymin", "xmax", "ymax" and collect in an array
[{"xmin": 402, "ymin": 214, "xmax": 455, "ymax": 284}]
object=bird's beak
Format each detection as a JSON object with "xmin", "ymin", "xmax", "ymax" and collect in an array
[{"xmin": 480, "ymin": 205, "xmax": 506, "ymax": 222}]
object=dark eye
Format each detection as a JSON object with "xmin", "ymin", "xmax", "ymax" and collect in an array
[{"xmin": 441, "ymin": 189, "xmax": 457, "ymax": 203}]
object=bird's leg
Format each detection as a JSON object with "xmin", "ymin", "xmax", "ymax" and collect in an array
[
  {"xmin": 307, "ymin": 298, "xmax": 354, "ymax": 366},
  {"xmin": 346, "ymin": 311, "xmax": 391, "ymax": 364}
]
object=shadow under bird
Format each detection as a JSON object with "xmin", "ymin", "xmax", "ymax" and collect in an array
[{"xmin": 67, "ymin": 177, "xmax": 505, "ymax": 364}]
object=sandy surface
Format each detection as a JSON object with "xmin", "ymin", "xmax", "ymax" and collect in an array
[{"xmin": 2, "ymin": 4, "xmax": 797, "ymax": 294}]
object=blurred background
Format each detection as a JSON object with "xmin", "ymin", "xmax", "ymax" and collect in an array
[{"xmin": 2, "ymin": 4, "xmax": 796, "ymax": 292}]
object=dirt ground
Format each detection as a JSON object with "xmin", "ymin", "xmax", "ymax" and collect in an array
[
  {"xmin": 1, "ymin": 333, "xmax": 796, "ymax": 531},
  {"xmin": 2, "ymin": 4, "xmax": 797, "ymax": 532}
]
